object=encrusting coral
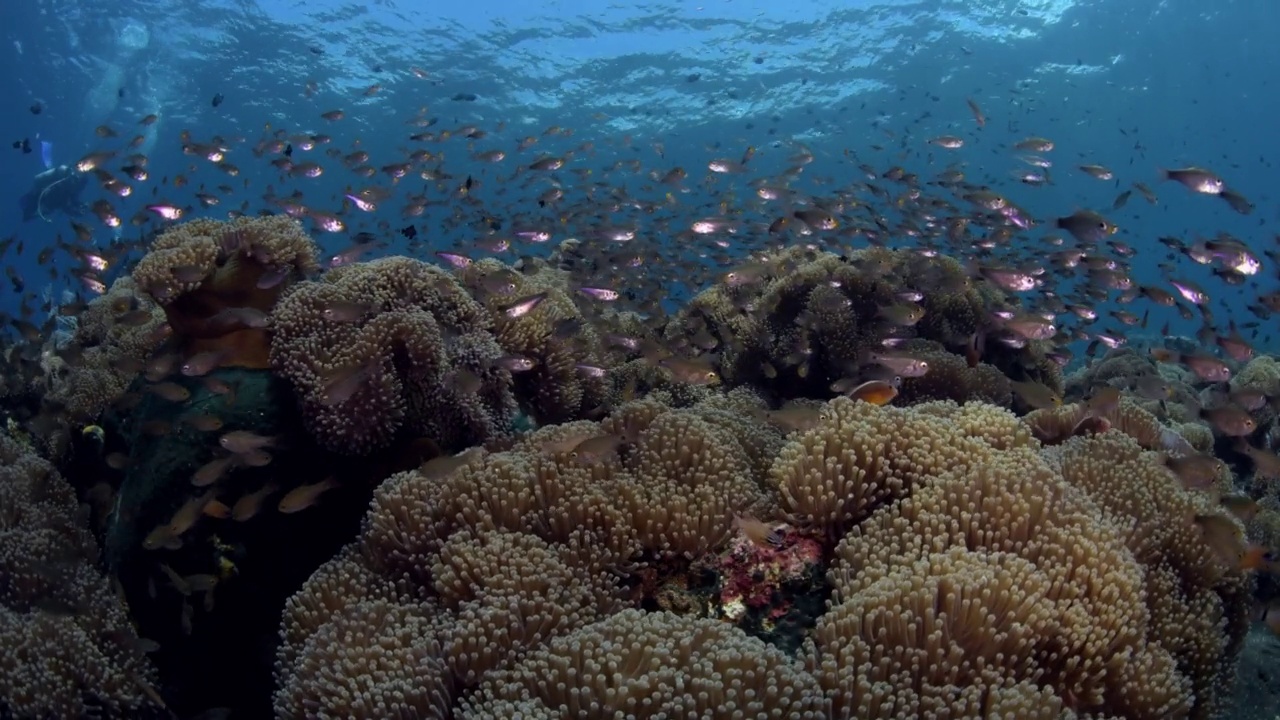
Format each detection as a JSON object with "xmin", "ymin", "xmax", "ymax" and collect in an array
[
  {"xmin": 270, "ymin": 255, "xmax": 518, "ymax": 455},
  {"xmin": 276, "ymin": 394, "xmax": 1250, "ymax": 718},
  {"xmin": 0, "ymin": 429, "xmax": 163, "ymax": 718}
]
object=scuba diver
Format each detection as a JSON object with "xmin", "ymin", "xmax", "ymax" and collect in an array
[{"xmin": 19, "ymin": 163, "xmax": 89, "ymax": 222}]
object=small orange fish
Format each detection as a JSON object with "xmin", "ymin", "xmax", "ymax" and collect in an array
[
  {"xmin": 1083, "ymin": 386, "xmax": 1122, "ymax": 418},
  {"xmin": 419, "ymin": 447, "xmax": 485, "ymax": 481},
  {"xmin": 318, "ymin": 359, "xmax": 379, "ymax": 407},
  {"xmin": 732, "ymin": 515, "xmax": 784, "ymax": 549},
  {"xmin": 169, "ymin": 491, "xmax": 216, "ymax": 538},
  {"xmin": 148, "ymin": 382, "xmax": 191, "ymax": 403},
  {"xmin": 1010, "ymin": 379, "xmax": 1062, "ymax": 410},
  {"xmin": 192, "ymin": 456, "xmax": 235, "ymax": 487},
  {"xmin": 1234, "ymin": 440, "xmax": 1280, "ymax": 480},
  {"xmin": 232, "ymin": 484, "xmax": 278, "ymax": 522},
  {"xmin": 219, "ymin": 431, "xmax": 276, "ymax": 454},
  {"xmin": 764, "ymin": 406, "xmax": 826, "ymax": 434},
  {"xmin": 1193, "ymin": 513, "xmax": 1247, "ymax": 568},
  {"xmin": 569, "ymin": 434, "xmax": 624, "ymax": 465},
  {"xmin": 278, "ymin": 477, "xmax": 339, "ymax": 514},
  {"xmin": 1220, "ymin": 494, "xmax": 1259, "ymax": 523},
  {"xmin": 180, "ymin": 350, "xmax": 226, "ymax": 377},
  {"xmin": 1240, "ymin": 545, "xmax": 1279, "ymax": 575},
  {"xmin": 847, "ymin": 379, "xmax": 899, "ymax": 406},
  {"xmin": 182, "ymin": 413, "xmax": 224, "ymax": 433},
  {"xmin": 143, "ymin": 491, "xmax": 216, "ymax": 550},
  {"xmin": 658, "ymin": 356, "xmax": 721, "ymax": 386},
  {"xmin": 1160, "ymin": 453, "xmax": 1226, "ymax": 491},
  {"xmin": 1202, "ymin": 406, "xmax": 1256, "ymax": 437}
]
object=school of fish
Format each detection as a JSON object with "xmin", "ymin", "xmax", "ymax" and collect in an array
[{"xmin": 2, "ymin": 73, "xmax": 1280, "ymax": 638}]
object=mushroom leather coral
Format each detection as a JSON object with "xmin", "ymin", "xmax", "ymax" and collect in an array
[
  {"xmin": 279, "ymin": 397, "xmax": 1249, "ymax": 719},
  {"xmin": 132, "ymin": 216, "xmax": 318, "ymax": 370}
]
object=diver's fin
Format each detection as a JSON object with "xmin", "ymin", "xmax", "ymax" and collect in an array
[{"xmin": 39, "ymin": 137, "xmax": 53, "ymax": 170}]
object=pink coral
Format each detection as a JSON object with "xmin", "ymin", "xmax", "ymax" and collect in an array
[{"xmin": 714, "ymin": 523, "xmax": 823, "ymax": 625}]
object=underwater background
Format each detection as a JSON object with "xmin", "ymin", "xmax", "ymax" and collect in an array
[{"xmin": 1, "ymin": 0, "xmax": 1280, "ymax": 718}]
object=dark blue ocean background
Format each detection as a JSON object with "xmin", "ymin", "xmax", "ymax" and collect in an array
[{"xmin": 0, "ymin": 0, "xmax": 1277, "ymax": 358}]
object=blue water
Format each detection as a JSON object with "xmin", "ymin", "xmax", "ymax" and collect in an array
[{"xmin": 1, "ymin": 0, "xmax": 1277, "ymax": 355}]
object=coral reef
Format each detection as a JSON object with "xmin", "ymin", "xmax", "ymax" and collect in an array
[
  {"xmin": 277, "ymin": 395, "xmax": 1250, "ymax": 718},
  {"xmin": 663, "ymin": 245, "xmax": 1058, "ymax": 405},
  {"xmin": 132, "ymin": 215, "xmax": 319, "ymax": 369},
  {"xmin": 2, "ymin": 218, "xmax": 1268, "ymax": 719},
  {"xmin": 0, "ymin": 429, "xmax": 163, "ymax": 718},
  {"xmin": 460, "ymin": 609, "xmax": 827, "ymax": 718},
  {"xmin": 271, "ymin": 256, "xmax": 517, "ymax": 455},
  {"xmin": 459, "ymin": 258, "xmax": 611, "ymax": 425},
  {"xmin": 888, "ymin": 339, "xmax": 1013, "ymax": 407},
  {"xmin": 43, "ymin": 276, "xmax": 167, "ymax": 426}
]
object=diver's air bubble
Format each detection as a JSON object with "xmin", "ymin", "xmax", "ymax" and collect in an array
[{"xmin": 116, "ymin": 20, "xmax": 150, "ymax": 52}]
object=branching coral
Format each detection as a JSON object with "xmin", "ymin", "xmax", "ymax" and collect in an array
[
  {"xmin": 270, "ymin": 256, "xmax": 517, "ymax": 455},
  {"xmin": 132, "ymin": 215, "xmax": 318, "ymax": 369},
  {"xmin": 0, "ymin": 429, "xmax": 162, "ymax": 718}
]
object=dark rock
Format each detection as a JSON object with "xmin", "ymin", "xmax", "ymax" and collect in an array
[{"xmin": 101, "ymin": 368, "xmax": 372, "ymax": 718}]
